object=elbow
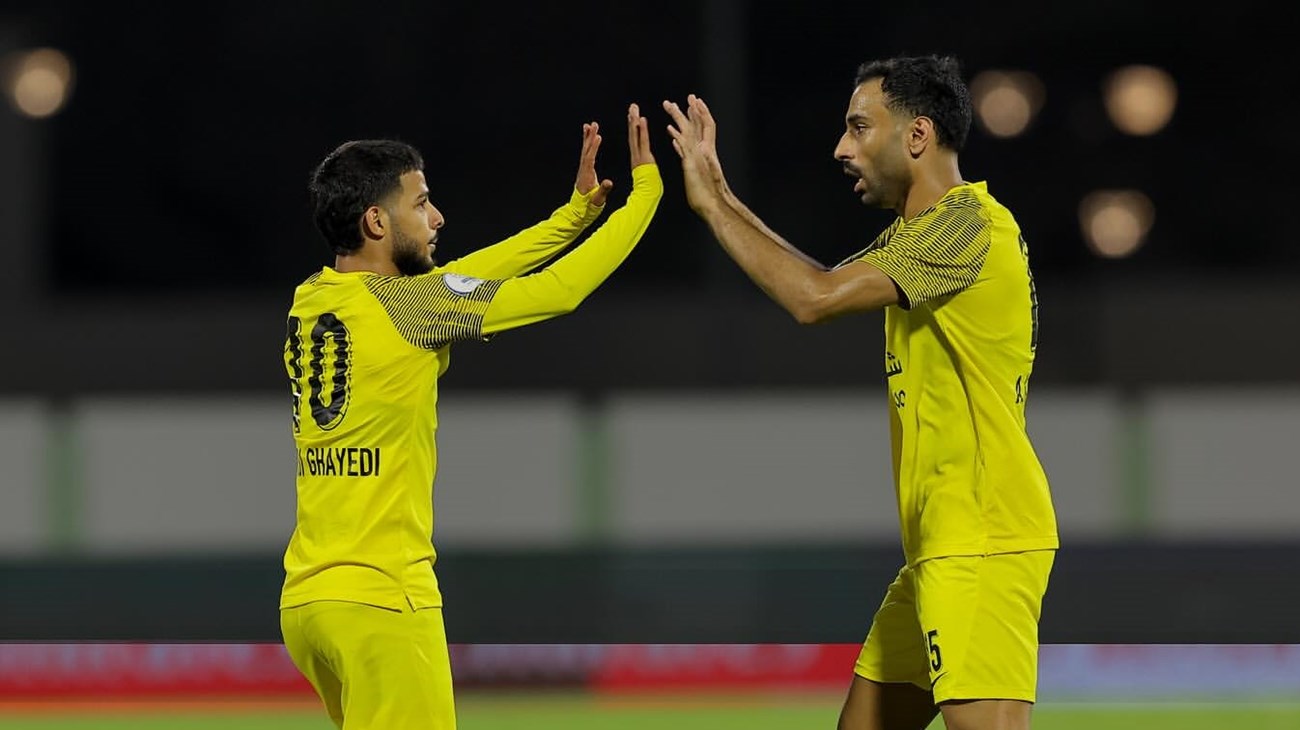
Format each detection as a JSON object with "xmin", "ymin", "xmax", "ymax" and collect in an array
[
  {"xmin": 791, "ymin": 305, "xmax": 832, "ymax": 326},
  {"xmin": 790, "ymin": 304, "xmax": 821, "ymax": 325},
  {"xmin": 789, "ymin": 286, "xmax": 836, "ymax": 325},
  {"xmin": 556, "ymin": 284, "xmax": 587, "ymax": 316},
  {"xmin": 531, "ymin": 270, "xmax": 587, "ymax": 317}
]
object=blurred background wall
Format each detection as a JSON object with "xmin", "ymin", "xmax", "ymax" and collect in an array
[{"xmin": 0, "ymin": 0, "xmax": 1297, "ymax": 644}]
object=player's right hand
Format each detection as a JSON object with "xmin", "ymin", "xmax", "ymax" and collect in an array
[
  {"xmin": 627, "ymin": 103, "xmax": 655, "ymax": 169},
  {"xmin": 663, "ymin": 94, "xmax": 726, "ymax": 214}
]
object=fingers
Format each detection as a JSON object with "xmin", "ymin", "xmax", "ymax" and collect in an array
[
  {"xmin": 627, "ymin": 102, "xmax": 641, "ymax": 151},
  {"xmin": 640, "ymin": 117, "xmax": 651, "ymax": 157},
  {"xmin": 692, "ymin": 95, "xmax": 714, "ymax": 121},
  {"xmin": 590, "ymin": 178, "xmax": 614, "ymax": 207},
  {"xmin": 663, "ymin": 96, "xmax": 712, "ymax": 150},
  {"xmin": 581, "ymin": 122, "xmax": 601, "ymax": 164},
  {"xmin": 689, "ymin": 95, "xmax": 717, "ymax": 146},
  {"xmin": 575, "ymin": 121, "xmax": 601, "ymax": 194},
  {"xmin": 661, "ymin": 99, "xmax": 689, "ymax": 130},
  {"xmin": 684, "ymin": 96, "xmax": 709, "ymax": 127},
  {"xmin": 628, "ymin": 102, "xmax": 655, "ymax": 164}
]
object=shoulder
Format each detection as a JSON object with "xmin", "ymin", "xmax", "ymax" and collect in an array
[{"xmin": 360, "ymin": 269, "xmax": 501, "ymax": 310}]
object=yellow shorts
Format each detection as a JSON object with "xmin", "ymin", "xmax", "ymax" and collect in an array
[
  {"xmin": 854, "ymin": 550, "xmax": 1054, "ymax": 704},
  {"xmin": 280, "ymin": 600, "xmax": 456, "ymax": 730}
]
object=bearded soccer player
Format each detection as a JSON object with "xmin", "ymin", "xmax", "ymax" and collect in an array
[
  {"xmin": 664, "ymin": 56, "xmax": 1057, "ymax": 730},
  {"xmin": 280, "ymin": 105, "xmax": 660, "ymax": 730}
]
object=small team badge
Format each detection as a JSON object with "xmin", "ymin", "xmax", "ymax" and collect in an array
[{"xmin": 443, "ymin": 272, "xmax": 485, "ymax": 295}]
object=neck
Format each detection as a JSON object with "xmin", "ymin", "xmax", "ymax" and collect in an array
[
  {"xmin": 334, "ymin": 248, "xmax": 397, "ymax": 276},
  {"xmin": 901, "ymin": 154, "xmax": 964, "ymax": 221}
]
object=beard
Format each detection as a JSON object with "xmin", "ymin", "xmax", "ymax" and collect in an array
[
  {"xmin": 857, "ymin": 176, "xmax": 886, "ymax": 207},
  {"xmin": 853, "ymin": 162, "xmax": 906, "ymax": 210},
  {"xmin": 391, "ymin": 228, "xmax": 436, "ymax": 276},
  {"xmin": 844, "ymin": 162, "xmax": 881, "ymax": 207}
]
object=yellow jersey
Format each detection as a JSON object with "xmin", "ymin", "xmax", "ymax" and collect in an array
[
  {"xmin": 848, "ymin": 181, "xmax": 1058, "ymax": 565},
  {"xmin": 280, "ymin": 164, "xmax": 662, "ymax": 609}
]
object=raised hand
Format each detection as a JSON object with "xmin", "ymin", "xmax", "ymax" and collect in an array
[
  {"xmin": 576, "ymin": 122, "xmax": 615, "ymax": 207},
  {"xmin": 662, "ymin": 94, "xmax": 727, "ymax": 213},
  {"xmin": 627, "ymin": 102, "xmax": 655, "ymax": 168}
]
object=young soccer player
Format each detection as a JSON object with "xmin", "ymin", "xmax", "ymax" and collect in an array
[{"xmin": 280, "ymin": 104, "xmax": 660, "ymax": 729}]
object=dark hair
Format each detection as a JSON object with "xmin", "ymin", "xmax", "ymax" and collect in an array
[
  {"xmin": 854, "ymin": 55, "xmax": 972, "ymax": 152},
  {"xmin": 308, "ymin": 139, "xmax": 425, "ymax": 255}
]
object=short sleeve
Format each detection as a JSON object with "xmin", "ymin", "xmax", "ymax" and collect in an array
[{"xmin": 858, "ymin": 206, "xmax": 990, "ymax": 308}]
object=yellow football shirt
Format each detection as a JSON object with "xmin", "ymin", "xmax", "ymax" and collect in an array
[
  {"xmin": 280, "ymin": 165, "xmax": 662, "ymax": 610},
  {"xmin": 847, "ymin": 181, "xmax": 1058, "ymax": 565}
]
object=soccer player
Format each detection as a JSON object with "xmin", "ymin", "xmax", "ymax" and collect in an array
[
  {"xmin": 663, "ymin": 55, "xmax": 1058, "ymax": 730},
  {"xmin": 279, "ymin": 104, "xmax": 660, "ymax": 729}
]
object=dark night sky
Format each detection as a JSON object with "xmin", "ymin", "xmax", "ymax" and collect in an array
[{"xmin": 13, "ymin": 0, "xmax": 1294, "ymax": 296}]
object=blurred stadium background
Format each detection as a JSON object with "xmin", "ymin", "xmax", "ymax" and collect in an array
[{"xmin": 1, "ymin": 0, "xmax": 1298, "ymax": 727}]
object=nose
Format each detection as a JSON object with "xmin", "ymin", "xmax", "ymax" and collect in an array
[
  {"xmin": 833, "ymin": 133, "xmax": 853, "ymax": 162},
  {"xmin": 429, "ymin": 206, "xmax": 445, "ymax": 230}
]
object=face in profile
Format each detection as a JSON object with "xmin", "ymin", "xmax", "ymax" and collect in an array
[
  {"xmin": 833, "ymin": 78, "xmax": 911, "ymax": 211},
  {"xmin": 387, "ymin": 170, "xmax": 444, "ymax": 276}
]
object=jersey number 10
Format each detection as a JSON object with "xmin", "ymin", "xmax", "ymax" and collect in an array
[{"xmin": 285, "ymin": 314, "xmax": 352, "ymax": 433}]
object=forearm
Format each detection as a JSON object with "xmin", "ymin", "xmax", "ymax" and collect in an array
[
  {"xmin": 445, "ymin": 187, "xmax": 604, "ymax": 279},
  {"xmin": 718, "ymin": 183, "xmax": 827, "ymax": 271},
  {"xmin": 481, "ymin": 164, "xmax": 663, "ymax": 334},
  {"xmin": 697, "ymin": 197, "xmax": 828, "ymax": 322}
]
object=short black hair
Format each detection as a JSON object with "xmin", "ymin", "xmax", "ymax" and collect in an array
[
  {"xmin": 854, "ymin": 55, "xmax": 972, "ymax": 152},
  {"xmin": 308, "ymin": 139, "xmax": 424, "ymax": 255}
]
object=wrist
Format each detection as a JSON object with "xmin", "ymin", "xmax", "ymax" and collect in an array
[{"xmin": 693, "ymin": 190, "xmax": 729, "ymax": 219}]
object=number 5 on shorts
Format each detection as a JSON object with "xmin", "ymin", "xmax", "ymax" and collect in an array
[{"xmin": 926, "ymin": 629, "xmax": 942, "ymax": 671}]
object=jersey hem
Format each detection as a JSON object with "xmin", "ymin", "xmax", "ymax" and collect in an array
[
  {"xmin": 279, "ymin": 590, "xmax": 442, "ymax": 611},
  {"xmin": 933, "ymin": 683, "xmax": 1038, "ymax": 704},
  {"xmin": 906, "ymin": 536, "xmax": 1059, "ymax": 568},
  {"xmin": 851, "ymin": 666, "xmax": 931, "ymax": 692}
]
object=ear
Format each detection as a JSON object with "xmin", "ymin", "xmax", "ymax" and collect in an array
[
  {"xmin": 360, "ymin": 205, "xmax": 385, "ymax": 241},
  {"xmin": 907, "ymin": 116, "xmax": 935, "ymax": 158}
]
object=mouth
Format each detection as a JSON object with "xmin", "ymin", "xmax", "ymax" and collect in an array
[{"xmin": 843, "ymin": 166, "xmax": 865, "ymax": 193}]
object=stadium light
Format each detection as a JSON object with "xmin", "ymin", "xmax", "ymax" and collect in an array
[
  {"xmin": 1078, "ymin": 189, "xmax": 1155, "ymax": 258},
  {"xmin": 1103, "ymin": 64, "xmax": 1176, "ymax": 136},
  {"xmin": 2, "ymin": 47, "xmax": 75, "ymax": 119},
  {"xmin": 970, "ymin": 70, "xmax": 1045, "ymax": 138}
]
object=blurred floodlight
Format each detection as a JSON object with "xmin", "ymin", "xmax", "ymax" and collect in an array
[
  {"xmin": 3, "ymin": 47, "xmax": 74, "ymax": 119},
  {"xmin": 1104, "ymin": 64, "xmax": 1176, "ymax": 135},
  {"xmin": 970, "ymin": 70, "xmax": 1045, "ymax": 138},
  {"xmin": 1079, "ymin": 189, "xmax": 1155, "ymax": 258}
]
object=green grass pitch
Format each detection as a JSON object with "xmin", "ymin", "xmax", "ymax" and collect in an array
[{"xmin": 1, "ymin": 693, "xmax": 1297, "ymax": 729}]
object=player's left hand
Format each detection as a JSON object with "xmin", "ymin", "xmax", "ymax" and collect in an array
[
  {"xmin": 576, "ymin": 122, "xmax": 615, "ymax": 207},
  {"xmin": 663, "ymin": 94, "xmax": 728, "ymax": 214}
]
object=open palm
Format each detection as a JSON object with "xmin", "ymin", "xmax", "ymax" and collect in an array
[{"xmin": 663, "ymin": 94, "xmax": 728, "ymax": 213}]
